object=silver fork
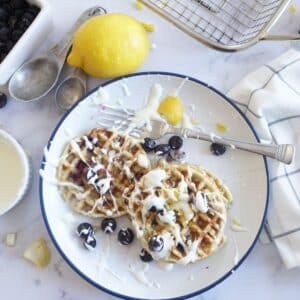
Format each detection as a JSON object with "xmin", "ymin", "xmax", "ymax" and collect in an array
[{"xmin": 96, "ymin": 104, "xmax": 295, "ymax": 165}]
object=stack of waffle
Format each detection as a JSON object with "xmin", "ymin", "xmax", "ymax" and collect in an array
[
  {"xmin": 57, "ymin": 128, "xmax": 151, "ymax": 218},
  {"xmin": 57, "ymin": 128, "xmax": 232, "ymax": 264}
]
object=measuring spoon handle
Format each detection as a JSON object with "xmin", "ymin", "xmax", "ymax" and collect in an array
[{"xmin": 51, "ymin": 6, "xmax": 107, "ymax": 61}]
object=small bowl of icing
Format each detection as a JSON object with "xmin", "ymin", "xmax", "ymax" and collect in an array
[{"xmin": 0, "ymin": 129, "xmax": 30, "ymax": 215}]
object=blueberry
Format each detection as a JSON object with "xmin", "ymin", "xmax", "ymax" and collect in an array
[
  {"xmin": 154, "ymin": 144, "xmax": 171, "ymax": 156},
  {"xmin": 0, "ymin": 52, "xmax": 7, "ymax": 62},
  {"xmin": 26, "ymin": 7, "xmax": 40, "ymax": 17},
  {"xmin": 14, "ymin": 9, "xmax": 24, "ymax": 18},
  {"xmin": 10, "ymin": 0, "xmax": 26, "ymax": 9},
  {"xmin": 210, "ymin": 143, "xmax": 226, "ymax": 156},
  {"xmin": 22, "ymin": 11, "xmax": 35, "ymax": 22},
  {"xmin": 148, "ymin": 235, "xmax": 164, "ymax": 252},
  {"xmin": 176, "ymin": 243, "xmax": 185, "ymax": 253},
  {"xmin": 76, "ymin": 223, "xmax": 94, "ymax": 239},
  {"xmin": 139, "ymin": 248, "xmax": 153, "ymax": 262},
  {"xmin": 16, "ymin": 18, "xmax": 31, "ymax": 31},
  {"xmin": 8, "ymin": 16, "xmax": 18, "ymax": 30},
  {"xmin": 6, "ymin": 40, "xmax": 14, "ymax": 51},
  {"xmin": 158, "ymin": 209, "xmax": 164, "ymax": 216},
  {"xmin": 101, "ymin": 218, "xmax": 117, "ymax": 234},
  {"xmin": 0, "ymin": 8, "xmax": 9, "ymax": 22},
  {"xmin": 118, "ymin": 228, "xmax": 134, "ymax": 245},
  {"xmin": 0, "ymin": 26, "xmax": 9, "ymax": 42},
  {"xmin": 168, "ymin": 149, "xmax": 186, "ymax": 162},
  {"xmin": 83, "ymin": 234, "xmax": 97, "ymax": 250},
  {"xmin": 11, "ymin": 29, "xmax": 23, "ymax": 42},
  {"xmin": 142, "ymin": 138, "xmax": 156, "ymax": 152},
  {"xmin": 1, "ymin": 3, "xmax": 12, "ymax": 15},
  {"xmin": 149, "ymin": 205, "xmax": 157, "ymax": 213},
  {"xmin": 16, "ymin": 20, "xmax": 29, "ymax": 31},
  {"xmin": 0, "ymin": 93, "xmax": 7, "ymax": 108},
  {"xmin": 0, "ymin": 41, "xmax": 6, "ymax": 52},
  {"xmin": 168, "ymin": 135, "xmax": 183, "ymax": 150}
]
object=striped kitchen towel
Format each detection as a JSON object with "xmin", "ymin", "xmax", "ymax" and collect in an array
[{"xmin": 228, "ymin": 49, "xmax": 300, "ymax": 269}]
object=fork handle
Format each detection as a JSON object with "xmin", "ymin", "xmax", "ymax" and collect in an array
[{"xmin": 178, "ymin": 128, "xmax": 295, "ymax": 165}]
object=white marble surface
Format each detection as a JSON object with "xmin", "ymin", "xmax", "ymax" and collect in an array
[{"xmin": 0, "ymin": 0, "xmax": 300, "ymax": 299}]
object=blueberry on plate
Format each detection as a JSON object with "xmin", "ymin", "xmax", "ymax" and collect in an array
[
  {"xmin": 168, "ymin": 149, "xmax": 186, "ymax": 162},
  {"xmin": 83, "ymin": 234, "xmax": 97, "ymax": 250},
  {"xmin": 0, "ymin": 93, "xmax": 7, "ymax": 109},
  {"xmin": 118, "ymin": 228, "xmax": 134, "ymax": 245},
  {"xmin": 154, "ymin": 144, "xmax": 171, "ymax": 156},
  {"xmin": 76, "ymin": 223, "xmax": 94, "ymax": 239},
  {"xmin": 148, "ymin": 235, "xmax": 164, "ymax": 252},
  {"xmin": 210, "ymin": 143, "xmax": 226, "ymax": 156},
  {"xmin": 168, "ymin": 135, "xmax": 183, "ymax": 150},
  {"xmin": 149, "ymin": 205, "xmax": 158, "ymax": 213},
  {"xmin": 142, "ymin": 138, "xmax": 156, "ymax": 152},
  {"xmin": 101, "ymin": 218, "xmax": 117, "ymax": 234},
  {"xmin": 139, "ymin": 248, "xmax": 153, "ymax": 262},
  {"xmin": 176, "ymin": 243, "xmax": 185, "ymax": 254}
]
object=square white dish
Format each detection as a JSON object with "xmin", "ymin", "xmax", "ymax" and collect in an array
[{"xmin": 0, "ymin": 0, "xmax": 52, "ymax": 86}]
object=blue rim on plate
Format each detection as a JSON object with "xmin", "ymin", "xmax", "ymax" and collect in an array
[{"xmin": 39, "ymin": 71, "xmax": 270, "ymax": 300}]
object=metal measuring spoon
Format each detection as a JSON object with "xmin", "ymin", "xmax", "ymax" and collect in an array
[
  {"xmin": 55, "ymin": 67, "xmax": 87, "ymax": 110},
  {"xmin": 8, "ymin": 6, "xmax": 106, "ymax": 102}
]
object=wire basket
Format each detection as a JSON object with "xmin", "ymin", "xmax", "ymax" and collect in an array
[{"xmin": 140, "ymin": 0, "xmax": 300, "ymax": 51}]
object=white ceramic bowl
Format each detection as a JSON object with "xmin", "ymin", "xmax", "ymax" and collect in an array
[
  {"xmin": 0, "ymin": 129, "xmax": 31, "ymax": 215},
  {"xmin": 0, "ymin": 0, "xmax": 52, "ymax": 86}
]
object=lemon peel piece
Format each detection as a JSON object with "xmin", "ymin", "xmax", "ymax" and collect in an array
[
  {"xmin": 215, "ymin": 122, "xmax": 227, "ymax": 133},
  {"xmin": 23, "ymin": 238, "xmax": 51, "ymax": 268},
  {"xmin": 158, "ymin": 95, "xmax": 184, "ymax": 125},
  {"xmin": 141, "ymin": 22, "xmax": 156, "ymax": 32},
  {"xmin": 5, "ymin": 233, "xmax": 17, "ymax": 247},
  {"xmin": 289, "ymin": 4, "xmax": 296, "ymax": 13},
  {"xmin": 135, "ymin": 0, "xmax": 144, "ymax": 10}
]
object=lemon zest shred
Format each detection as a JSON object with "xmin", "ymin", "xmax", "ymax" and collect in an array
[
  {"xmin": 142, "ymin": 22, "xmax": 156, "ymax": 32},
  {"xmin": 289, "ymin": 4, "xmax": 296, "ymax": 13},
  {"xmin": 191, "ymin": 117, "xmax": 199, "ymax": 125},
  {"xmin": 135, "ymin": 0, "xmax": 144, "ymax": 10},
  {"xmin": 215, "ymin": 122, "xmax": 227, "ymax": 133}
]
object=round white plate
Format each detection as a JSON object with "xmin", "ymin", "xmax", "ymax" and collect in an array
[{"xmin": 40, "ymin": 72, "xmax": 269, "ymax": 300}]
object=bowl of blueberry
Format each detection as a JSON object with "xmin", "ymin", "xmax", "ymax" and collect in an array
[{"xmin": 0, "ymin": 0, "xmax": 52, "ymax": 86}]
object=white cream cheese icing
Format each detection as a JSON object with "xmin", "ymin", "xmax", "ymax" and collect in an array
[
  {"xmin": 143, "ymin": 169, "xmax": 167, "ymax": 189},
  {"xmin": 194, "ymin": 191, "xmax": 209, "ymax": 213},
  {"xmin": 231, "ymin": 217, "xmax": 248, "ymax": 232},
  {"xmin": 158, "ymin": 209, "xmax": 176, "ymax": 224},
  {"xmin": 137, "ymin": 154, "xmax": 149, "ymax": 169},
  {"xmin": 129, "ymin": 83, "xmax": 165, "ymax": 132},
  {"xmin": 177, "ymin": 240, "xmax": 200, "ymax": 265},
  {"xmin": 93, "ymin": 87, "xmax": 110, "ymax": 105}
]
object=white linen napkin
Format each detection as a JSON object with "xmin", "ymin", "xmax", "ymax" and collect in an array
[{"xmin": 227, "ymin": 49, "xmax": 300, "ymax": 269}]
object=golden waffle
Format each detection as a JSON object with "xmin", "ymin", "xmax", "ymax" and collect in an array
[
  {"xmin": 128, "ymin": 160, "xmax": 232, "ymax": 264},
  {"xmin": 57, "ymin": 128, "xmax": 151, "ymax": 218},
  {"xmin": 190, "ymin": 164, "xmax": 233, "ymax": 207}
]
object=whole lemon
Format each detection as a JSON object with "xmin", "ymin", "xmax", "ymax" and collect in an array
[{"xmin": 67, "ymin": 13, "xmax": 150, "ymax": 78}]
